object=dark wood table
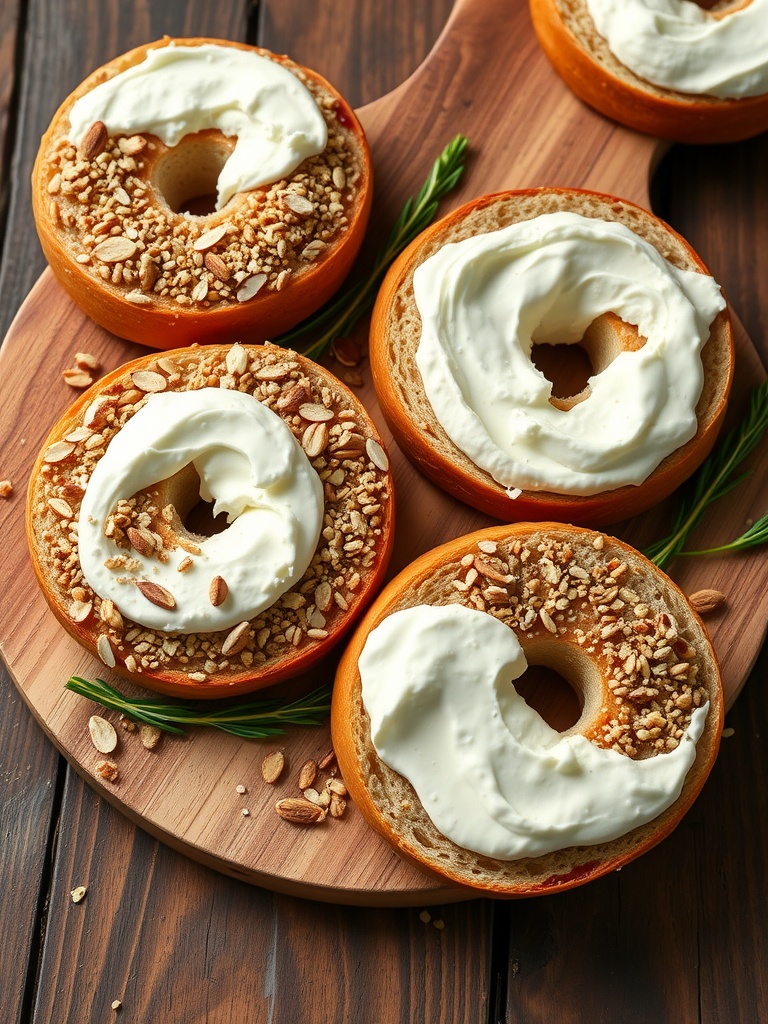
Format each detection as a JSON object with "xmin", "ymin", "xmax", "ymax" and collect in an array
[{"xmin": 1, "ymin": 2, "xmax": 767, "ymax": 1021}]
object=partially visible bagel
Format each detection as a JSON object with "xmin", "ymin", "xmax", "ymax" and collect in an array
[
  {"xmin": 369, "ymin": 187, "xmax": 734, "ymax": 526},
  {"xmin": 531, "ymin": 0, "xmax": 768, "ymax": 143},
  {"xmin": 32, "ymin": 38, "xmax": 372, "ymax": 348},
  {"xmin": 331, "ymin": 523, "xmax": 723, "ymax": 897},
  {"xmin": 26, "ymin": 344, "xmax": 394, "ymax": 699}
]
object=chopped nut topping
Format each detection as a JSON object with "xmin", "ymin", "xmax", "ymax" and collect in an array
[
  {"xmin": 29, "ymin": 346, "xmax": 392, "ymax": 688},
  {"xmin": 209, "ymin": 575, "xmax": 229, "ymax": 607}
]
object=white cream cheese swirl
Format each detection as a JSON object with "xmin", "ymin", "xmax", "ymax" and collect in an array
[
  {"xmin": 68, "ymin": 42, "xmax": 328, "ymax": 208},
  {"xmin": 78, "ymin": 388, "xmax": 323, "ymax": 633},
  {"xmin": 360, "ymin": 604, "xmax": 707, "ymax": 860},
  {"xmin": 586, "ymin": 0, "xmax": 768, "ymax": 98},
  {"xmin": 413, "ymin": 211, "xmax": 725, "ymax": 496}
]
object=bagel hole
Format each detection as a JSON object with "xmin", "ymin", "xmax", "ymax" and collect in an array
[
  {"xmin": 513, "ymin": 664, "xmax": 583, "ymax": 733},
  {"xmin": 516, "ymin": 639, "xmax": 604, "ymax": 734},
  {"xmin": 531, "ymin": 312, "xmax": 646, "ymax": 410},
  {"xmin": 157, "ymin": 463, "xmax": 229, "ymax": 540},
  {"xmin": 151, "ymin": 132, "xmax": 234, "ymax": 216},
  {"xmin": 184, "ymin": 498, "xmax": 229, "ymax": 538}
]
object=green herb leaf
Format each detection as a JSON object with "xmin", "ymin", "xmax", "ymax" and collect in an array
[
  {"xmin": 644, "ymin": 379, "xmax": 768, "ymax": 570},
  {"xmin": 66, "ymin": 675, "xmax": 332, "ymax": 739},
  {"xmin": 273, "ymin": 133, "xmax": 470, "ymax": 362}
]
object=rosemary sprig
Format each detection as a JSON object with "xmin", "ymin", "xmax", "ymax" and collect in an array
[
  {"xmin": 678, "ymin": 510, "xmax": 768, "ymax": 558},
  {"xmin": 274, "ymin": 133, "xmax": 470, "ymax": 362},
  {"xmin": 66, "ymin": 675, "xmax": 332, "ymax": 738},
  {"xmin": 644, "ymin": 378, "xmax": 768, "ymax": 570}
]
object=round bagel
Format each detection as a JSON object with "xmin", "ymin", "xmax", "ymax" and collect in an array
[
  {"xmin": 530, "ymin": 0, "xmax": 768, "ymax": 143},
  {"xmin": 331, "ymin": 523, "xmax": 723, "ymax": 897},
  {"xmin": 32, "ymin": 38, "xmax": 372, "ymax": 348},
  {"xmin": 369, "ymin": 187, "xmax": 734, "ymax": 526},
  {"xmin": 27, "ymin": 344, "xmax": 394, "ymax": 698}
]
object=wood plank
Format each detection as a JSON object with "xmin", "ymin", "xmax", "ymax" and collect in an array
[
  {"xmin": 0, "ymin": 6, "xmax": 63, "ymax": 1024},
  {"xmin": 33, "ymin": 773, "xmax": 491, "ymax": 1023}
]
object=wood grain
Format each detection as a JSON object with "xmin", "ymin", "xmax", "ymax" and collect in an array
[
  {"xmin": 2, "ymin": 1, "xmax": 768, "ymax": 1023},
  {"xmin": 1, "ymin": 0, "xmax": 767, "ymax": 907}
]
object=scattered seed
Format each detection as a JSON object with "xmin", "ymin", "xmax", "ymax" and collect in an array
[
  {"xmin": 221, "ymin": 621, "xmax": 251, "ymax": 656},
  {"xmin": 139, "ymin": 724, "xmax": 162, "ymax": 750},
  {"xmin": 135, "ymin": 580, "xmax": 176, "ymax": 610},
  {"xmin": 95, "ymin": 760, "xmax": 119, "ymax": 783},
  {"xmin": 299, "ymin": 402, "xmax": 335, "ymax": 422},
  {"xmin": 284, "ymin": 193, "xmax": 314, "ymax": 217},
  {"xmin": 48, "ymin": 497, "xmax": 73, "ymax": 518},
  {"xmin": 236, "ymin": 273, "xmax": 267, "ymax": 302},
  {"xmin": 318, "ymin": 749, "xmax": 336, "ymax": 771},
  {"xmin": 70, "ymin": 885, "xmax": 87, "ymax": 904},
  {"xmin": 119, "ymin": 134, "xmax": 147, "ymax": 155},
  {"xmin": 75, "ymin": 351, "xmax": 100, "ymax": 371},
  {"xmin": 688, "ymin": 589, "xmax": 726, "ymax": 615},
  {"xmin": 298, "ymin": 759, "xmax": 318, "ymax": 791},
  {"xmin": 365, "ymin": 437, "xmax": 389, "ymax": 471},
  {"xmin": 44, "ymin": 441, "xmax": 76, "ymax": 463},
  {"xmin": 193, "ymin": 225, "xmax": 228, "ymax": 251},
  {"xmin": 301, "ymin": 421, "xmax": 329, "ymax": 458},
  {"xmin": 225, "ymin": 344, "xmax": 248, "ymax": 375},
  {"xmin": 329, "ymin": 792, "xmax": 347, "ymax": 818},
  {"xmin": 127, "ymin": 526, "xmax": 156, "ymax": 556},
  {"xmin": 80, "ymin": 120, "xmax": 108, "ymax": 160},
  {"xmin": 204, "ymin": 252, "xmax": 231, "ymax": 281},
  {"xmin": 97, "ymin": 634, "xmax": 116, "ymax": 668},
  {"xmin": 93, "ymin": 236, "xmax": 137, "ymax": 263},
  {"xmin": 89, "ymin": 715, "xmax": 118, "ymax": 754},
  {"xmin": 261, "ymin": 750, "xmax": 285, "ymax": 784},
  {"xmin": 131, "ymin": 370, "xmax": 166, "ymax": 393},
  {"xmin": 62, "ymin": 368, "xmax": 93, "ymax": 389},
  {"xmin": 209, "ymin": 576, "xmax": 228, "ymax": 607},
  {"xmin": 275, "ymin": 797, "xmax": 326, "ymax": 824}
]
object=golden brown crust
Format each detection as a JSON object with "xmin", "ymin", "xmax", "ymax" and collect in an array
[
  {"xmin": 26, "ymin": 344, "xmax": 394, "ymax": 698},
  {"xmin": 530, "ymin": 0, "xmax": 768, "ymax": 143},
  {"xmin": 32, "ymin": 38, "xmax": 372, "ymax": 348},
  {"xmin": 369, "ymin": 187, "xmax": 734, "ymax": 526},
  {"xmin": 331, "ymin": 523, "xmax": 723, "ymax": 897}
]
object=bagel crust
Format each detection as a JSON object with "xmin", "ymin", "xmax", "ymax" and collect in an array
[
  {"xmin": 530, "ymin": 0, "xmax": 768, "ymax": 143},
  {"xmin": 32, "ymin": 38, "xmax": 372, "ymax": 348},
  {"xmin": 369, "ymin": 187, "xmax": 734, "ymax": 526},
  {"xmin": 26, "ymin": 344, "xmax": 394, "ymax": 698},
  {"xmin": 331, "ymin": 523, "xmax": 723, "ymax": 897}
]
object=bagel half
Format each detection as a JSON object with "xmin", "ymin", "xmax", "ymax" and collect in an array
[
  {"xmin": 332, "ymin": 523, "xmax": 723, "ymax": 897},
  {"xmin": 369, "ymin": 187, "xmax": 734, "ymax": 526},
  {"xmin": 27, "ymin": 344, "xmax": 394, "ymax": 698},
  {"xmin": 32, "ymin": 38, "xmax": 372, "ymax": 348},
  {"xmin": 530, "ymin": 0, "xmax": 768, "ymax": 143}
]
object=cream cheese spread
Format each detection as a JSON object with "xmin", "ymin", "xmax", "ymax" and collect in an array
[
  {"xmin": 78, "ymin": 388, "xmax": 324, "ymax": 633},
  {"xmin": 413, "ymin": 211, "xmax": 725, "ymax": 496},
  {"xmin": 586, "ymin": 0, "xmax": 768, "ymax": 98},
  {"xmin": 359, "ymin": 604, "xmax": 707, "ymax": 860},
  {"xmin": 68, "ymin": 42, "xmax": 328, "ymax": 209}
]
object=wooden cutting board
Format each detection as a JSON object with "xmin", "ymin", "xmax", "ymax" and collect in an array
[{"xmin": 0, "ymin": 0, "xmax": 766, "ymax": 905}]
